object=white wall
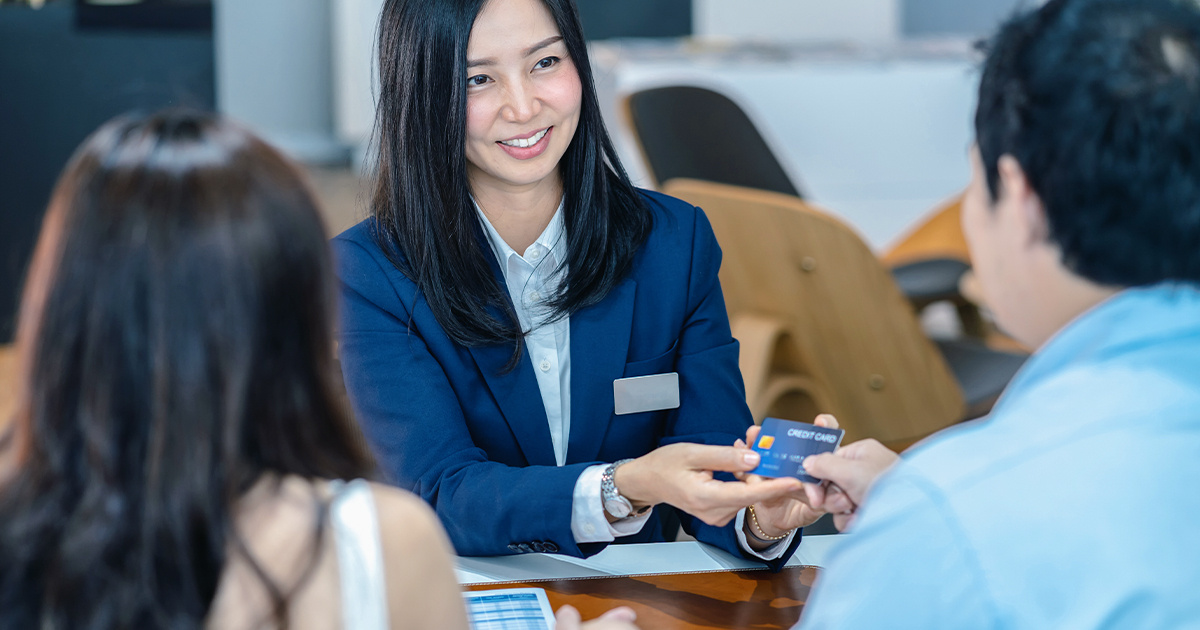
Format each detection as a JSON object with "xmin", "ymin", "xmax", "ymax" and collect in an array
[
  {"xmin": 902, "ymin": 0, "xmax": 1026, "ymax": 36},
  {"xmin": 694, "ymin": 0, "xmax": 899, "ymax": 43},
  {"xmin": 332, "ymin": 0, "xmax": 385, "ymax": 162},
  {"xmin": 214, "ymin": 0, "xmax": 346, "ymax": 164}
]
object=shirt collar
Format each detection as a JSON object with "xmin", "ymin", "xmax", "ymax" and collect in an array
[
  {"xmin": 992, "ymin": 282, "xmax": 1200, "ymax": 413},
  {"xmin": 474, "ymin": 198, "xmax": 566, "ymax": 275}
]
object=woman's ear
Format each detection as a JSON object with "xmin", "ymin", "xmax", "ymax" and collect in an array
[{"xmin": 997, "ymin": 154, "xmax": 1050, "ymax": 247}]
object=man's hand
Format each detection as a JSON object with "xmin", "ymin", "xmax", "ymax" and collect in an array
[
  {"xmin": 803, "ymin": 438, "xmax": 900, "ymax": 530},
  {"xmin": 614, "ymin": 443, "xmax": 803, "ymax": 527}
]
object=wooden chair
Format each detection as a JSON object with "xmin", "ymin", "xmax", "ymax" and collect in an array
[
  {"xmin": 662, "ymin": 179, "xmax": 965, "ymax": 446},
  {"xmin": 882, "ymin": 194, "xmax": 971, "ymax": 267},
  {"xmin": 622, "ymin": 86, "xmax": 979, "ymax": 325},
  {"xmin": 623, "ymin": 85, "xmax": 804, "ymax": 197},
  {"xmin": 880, "ymin": 195, "xmax": 989, "ymax": 337},
  {"xmin": 883, "ymin": 196, "xmax": 1030, "ymax": 352},
  {"xmin": 0, "ymin": 344, "xmax": 17, "ymax": 429}
]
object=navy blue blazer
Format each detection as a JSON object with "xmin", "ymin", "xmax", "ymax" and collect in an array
[{"xmin": 334, "ymin": 190, "xmax": 801, "ymax": 565}]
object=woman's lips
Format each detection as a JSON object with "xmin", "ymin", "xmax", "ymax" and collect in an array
[{"xmin": 497, "ymin": 126, "xmax": 553, "ymax": 160}]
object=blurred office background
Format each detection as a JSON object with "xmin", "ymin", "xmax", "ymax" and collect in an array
[{"xmin": 0, "ymin": 0, "xmax": 1029, "ymax": 343}]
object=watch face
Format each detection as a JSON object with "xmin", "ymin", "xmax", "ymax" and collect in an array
[{"xmin": 603, "ymin": 497, "xmax": 632, "ymax": 518}]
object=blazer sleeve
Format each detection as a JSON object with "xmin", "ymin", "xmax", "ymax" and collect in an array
[
  {"xmin": 659, "ymin": 206, "xmax": 802, "ymax": 569},
  {"xmin": 333, "ymin": 235, "xmax": 594, "ymax": 558}
]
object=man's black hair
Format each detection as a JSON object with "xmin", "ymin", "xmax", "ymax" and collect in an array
[{"xmin": 976, "ymin": 0, "xmax": 1200, "ymax": 286}]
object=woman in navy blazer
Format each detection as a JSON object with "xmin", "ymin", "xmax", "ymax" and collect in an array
[{"xmin": 335, "ymin": 0, "xmax": 825, "ymax": 564}]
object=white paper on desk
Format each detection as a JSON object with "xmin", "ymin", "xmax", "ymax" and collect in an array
[
  {"xmin": 458, "ymin": 553, "xmax": 612, "ymax": 584},
  {"xmin": 464, "ymin": 587, "xmax": 556, "ymax": 630}
]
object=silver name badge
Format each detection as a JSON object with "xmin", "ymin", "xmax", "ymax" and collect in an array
[{"xmin": 613, "ymin": 372, "xmax": 680, "ymax": 415}]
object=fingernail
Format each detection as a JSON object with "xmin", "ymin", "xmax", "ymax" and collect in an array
[
  {"xmin": 734, "ymin": 439, "xmax": 745, "ymax": 448},
  {"xmin": 743, "ymin": 451, "xmax": 760, "ymax": 466}
]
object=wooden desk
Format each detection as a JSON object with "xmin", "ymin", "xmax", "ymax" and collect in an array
[
  {"xmin": 459, "ymin": 539, "xmax": 841, "ymax": 629},
  {"xmin": 466, "ymin": 566, "xmax": 816, "ymax": 629}
]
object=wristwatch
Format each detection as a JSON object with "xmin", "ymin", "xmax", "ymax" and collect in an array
[{"xmin": 601, "ymin": 459, "xmax": 651, "ymax": 519}]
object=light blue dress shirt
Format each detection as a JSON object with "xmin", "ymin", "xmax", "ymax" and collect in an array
[{"xmin": 798, "ymin": 283, "xmax": 1200, "ymax": 629}]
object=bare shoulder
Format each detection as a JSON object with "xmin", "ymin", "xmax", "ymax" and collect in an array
[
  {"xmin": 367, "ymin": 483, "xmax": 436, "ymax": 524},
  {"xmin": 367, "ymin": 482, "xmax": 457, "ymax": 578},
  {"xmin": 367, "ymin": 483, "xmax": 449, "ymax": 551},
  {"xmin": 366, "ymin": 482, "xmax": 470, "ymax": 630}
]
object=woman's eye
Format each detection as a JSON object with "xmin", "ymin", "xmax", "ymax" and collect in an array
[
  {"xmin": 467, "ymin": 74, "xmax": 490, "ymax": 87},
  {"xmin": 535, "ymin": 56, "xmax": 560, "ymax": 70}
]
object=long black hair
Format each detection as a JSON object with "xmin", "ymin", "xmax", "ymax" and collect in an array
[
  {"xmin": 0, "ymin": 110, "xmax": 375, "ymax": 628},
  {"xmin": 371, "ymin": 0, "xmax": 652, "ymax": 356}
]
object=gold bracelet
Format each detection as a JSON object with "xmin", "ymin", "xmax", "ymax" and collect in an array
[{"xmin": 747, "ymin": 504, "xmax": 792, "ymax": 541}]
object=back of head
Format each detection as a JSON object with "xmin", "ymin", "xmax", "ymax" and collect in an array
[
  {"xmin": 0, "ymin": 110, "xmax": 373, "ymax": 628},
  {"xmin": 976, "ymin": 0, "xmax": 1200, "ymax": 286}
]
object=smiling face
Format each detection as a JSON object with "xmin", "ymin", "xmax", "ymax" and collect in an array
[{"xmin": 463, "ymin": 0, "xmax": 582, "ymax": 200}]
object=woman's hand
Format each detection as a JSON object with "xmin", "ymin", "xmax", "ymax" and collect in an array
[
  {"xmin": 555, "ymin": 605, "xmax": 639, "ymax": 629},
  {"xmin": 802, "ymin": 438, "xmax": 900, "ymax": 530},
  {"xmin": 613, "ymin": 443, "xmax": 803, "ymax": 527},
  {"xmin": 737, "ymin": 414, "xmax": 840, "ymax": 542}
]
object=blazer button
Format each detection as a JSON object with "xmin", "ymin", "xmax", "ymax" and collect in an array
[
  {"xmin": 531, "ymin": 541, "xmax": 546, "ymax": 553},
  {"xmin": 543, "ymin": 541, "xmax": 559, "ymax": 553},
  {"xmin": 518, "ymin": 543, "xmax": 533, "ymax": 553},
  {"xmin": 507, "ymin": 543, "xmax": 519, "ymax": 552}
]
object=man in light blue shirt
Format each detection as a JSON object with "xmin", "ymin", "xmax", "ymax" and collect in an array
[{"xmin": 795, "ymin": 0, "xmax": 1200, "ymax": 627}]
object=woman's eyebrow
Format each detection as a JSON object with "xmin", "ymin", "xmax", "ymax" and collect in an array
[
  {"xmin": 467, "ymin": 35, "xmax": 564, "ymax": 68},
  {"xmin": 523, "ymin": 35, "xmax": 563, "ymax": 57}
]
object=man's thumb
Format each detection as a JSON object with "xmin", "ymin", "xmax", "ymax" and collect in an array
[{"xmin": 803, "ymin": 452, "xmax": 855, "ymax": 483}]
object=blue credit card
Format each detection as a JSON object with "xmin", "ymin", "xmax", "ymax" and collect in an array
[{"xmin": 750, "ymin": 417, "xmax": 845, "ymax": 483}]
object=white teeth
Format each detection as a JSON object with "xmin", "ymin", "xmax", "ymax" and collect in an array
[{"xmin": 501, "ymin": 128, "xmax": 548, "ymax": 148}]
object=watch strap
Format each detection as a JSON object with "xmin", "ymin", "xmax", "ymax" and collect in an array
[{"xmin": 602, "ymin": 458, "xmax": 650, "ymax": 518}]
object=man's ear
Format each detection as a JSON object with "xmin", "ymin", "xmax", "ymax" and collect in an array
[{"xmin": 997, "ymin": 154, "xmax": 1050, "ymax": 246}]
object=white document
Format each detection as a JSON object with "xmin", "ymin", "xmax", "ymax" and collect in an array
[{"xmin": 464, "ymin": 587, "xmax": 556, "ymax": 630}]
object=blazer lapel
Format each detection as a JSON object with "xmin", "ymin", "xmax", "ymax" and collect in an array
[
  {"xmin": 567, "ymin": 279, "xmax": 636, "ymax": 464},
  {"xmin": 468, "ymin": 227, "xmax": 556, "ymax": 467},
  {"xmin": 468, "ymin": 342, "xmax": 556, "ymax": 466}
]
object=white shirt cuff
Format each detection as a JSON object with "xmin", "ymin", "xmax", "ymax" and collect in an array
[
  {"xmin": 571, "ymin": 464, "xmax": 653, "ymax": 543},
  {"xmin": 735, "ymin": 508, "xmax": 795, "ymax": 560}
]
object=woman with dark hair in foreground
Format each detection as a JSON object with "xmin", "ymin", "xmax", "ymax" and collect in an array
[{"xmin": 0, "ymin": 110, "xmax": 470, "ymax": 629}]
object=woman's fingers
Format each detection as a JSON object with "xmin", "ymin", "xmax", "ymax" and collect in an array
[
  {"xmin": 555, "ymin": 605, "xmax": 583, "ymax": 629},
  {"xmin": 813, "ymin": 413, "xmax": 840, "ymax": 430},
  {"xmin": 597, "ymin": 606, "xmax": 637, "ymax": 622},
  {"xmin": 745, "ymin": 424, "xmax": 761, "ymax": 446},
  {"xmin": 558, "ymin": 605, "xmax": 641, "ymax": 629}
]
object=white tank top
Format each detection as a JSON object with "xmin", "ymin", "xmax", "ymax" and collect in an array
[{"xmin": 329, "ymin": 479, "xmax": 388, "ymax": 630}]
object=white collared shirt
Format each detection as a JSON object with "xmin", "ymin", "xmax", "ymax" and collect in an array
[
  {"xmin": 476, "ymin": 202, "xmax": 571, "ymax": 465},
  {"xmin": 476, "ymin": 200, "xmax": 645, "ymax": 543},
  {"xmin": 475, "ymin": 201, "xmax": 790, "ymax": 556}
]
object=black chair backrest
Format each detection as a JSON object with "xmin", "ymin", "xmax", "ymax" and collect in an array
[{"xmin": 627, "ymin": 85, "xmax": 802, "ymax": 198}]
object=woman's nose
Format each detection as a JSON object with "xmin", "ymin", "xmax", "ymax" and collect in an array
[{"xmin": 502, "ymin": 79, "xmax": 540, "ymax": 123}]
